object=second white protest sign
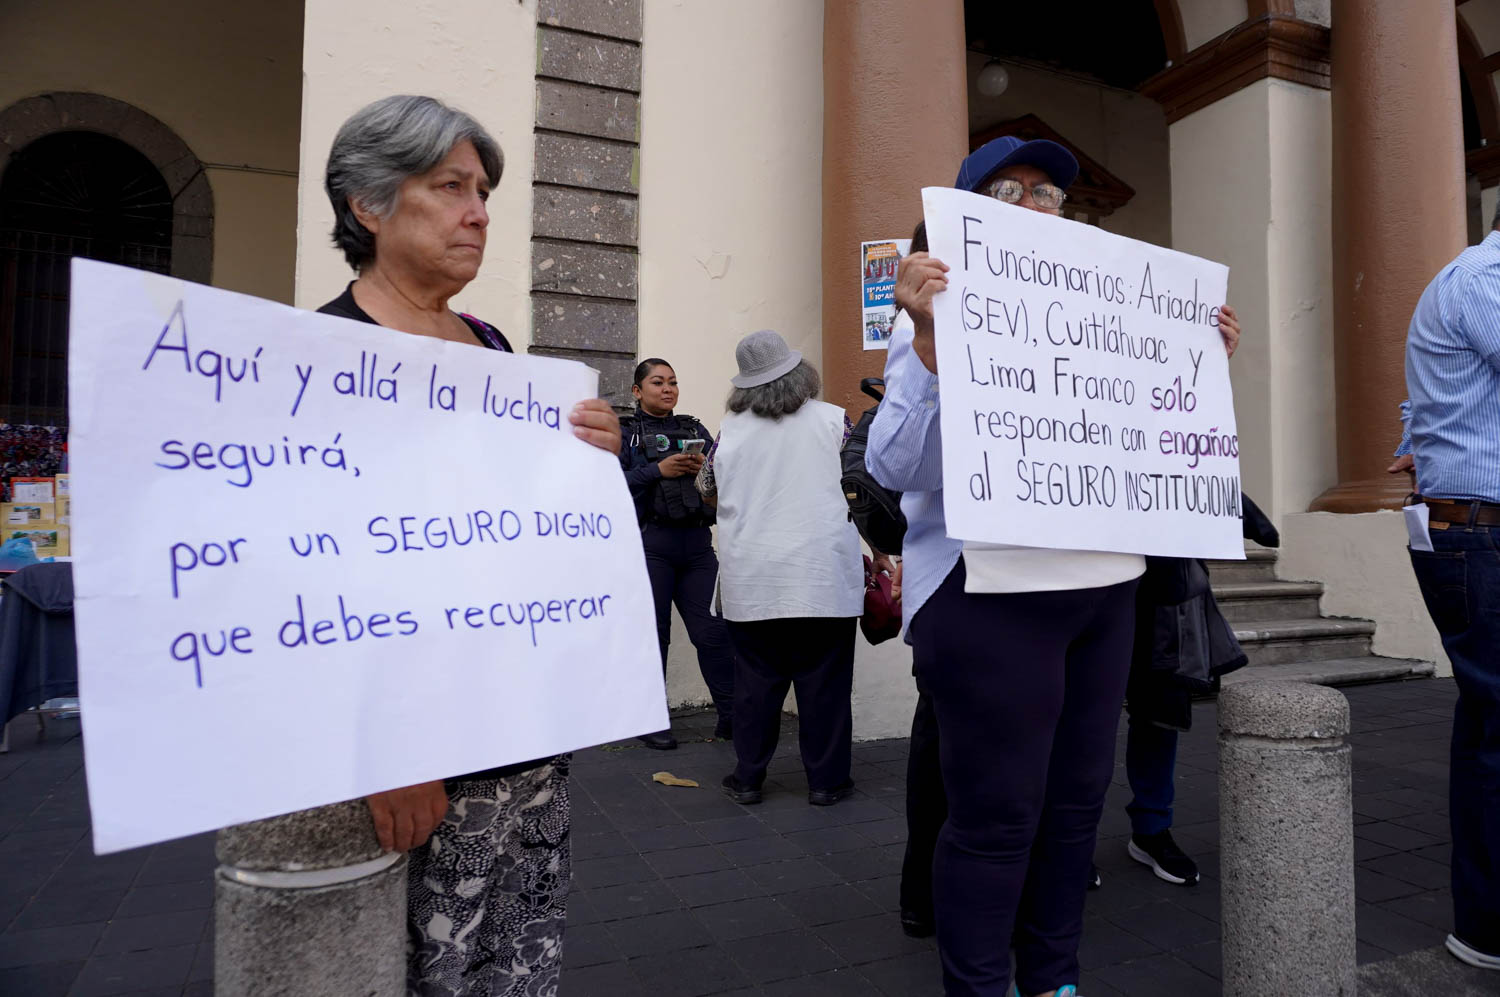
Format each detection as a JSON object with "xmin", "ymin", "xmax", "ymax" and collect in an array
[{"xmin": 922, "ymin": 186, "xmax": 1243, "ymax": 560}]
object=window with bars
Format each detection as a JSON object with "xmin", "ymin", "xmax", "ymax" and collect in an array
[{"xmin": 0, "ymin": 131, "xmax": 173, "ymax": 433}]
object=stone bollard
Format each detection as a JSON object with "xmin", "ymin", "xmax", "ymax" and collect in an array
[
  {"xmin": 1219, "ymin": 681, "xmax": 1357, "ymax": 997},
  {"xmin": 215, "ymin": 801, "xmax": 406, "ymax": 996}
]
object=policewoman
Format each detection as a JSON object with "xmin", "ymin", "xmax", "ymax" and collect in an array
[{"xmin": 620, "ymin": 358, "xmax": 735, "ymax": 748}]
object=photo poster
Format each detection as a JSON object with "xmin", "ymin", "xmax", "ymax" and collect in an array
[
  {"xmin": 68, "ymin": 259, "xmax": 667, "ymax": 854},
  {"xmin": 860, "ymin": 239, "xmax": 912, "ymax": 350},
  {"xmin": 920, "ymin": 186, "xmax": 1245, "ymax": 560}
]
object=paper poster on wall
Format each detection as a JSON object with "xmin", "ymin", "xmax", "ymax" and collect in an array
[
  {"xmin": 68, "ymin": 259, "xmax": 667, "ymax": 854},
  {"xmin": 921, "ymin": 186, "xmax": 1243, "ymax": 559},
  {"xmin": 860, "ymin": 239, "xmax": 911, "ymax": 351},
  {"xmin": 10, "ymin": 477, "xmax": 54, "ymax": 503}
]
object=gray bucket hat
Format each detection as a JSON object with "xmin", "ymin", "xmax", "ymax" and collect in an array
[{"xmin": 731, "ymin": 329, "xmax": 802, "ymax": 388}]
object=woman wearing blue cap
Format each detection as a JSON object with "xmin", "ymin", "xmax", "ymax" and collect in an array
[{"xmin": 867, "ymin": 136, "xmax": 1237, "ymax": 997}]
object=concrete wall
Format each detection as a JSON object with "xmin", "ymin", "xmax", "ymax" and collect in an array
[
  {"xmin": 0, "ymin": 0, "xmax": 302, "ymax": 303},
  {"xmin": 1279, "ymin": 512, "xmax": 1447, "ymax": 673},
  {"xmin": 1264, "ymin": 81, "xmax": 1337, "ymax": 519},
  {"xmin": 638, "ymin": 0, "xmax": 835, "ymax": 713},
  {"xmin": 294, "ymin": 0, "xmax": 539, "ymax": 334},
  {"xmin": 966, "ymin": 57, "xmax": 1172, "ymax": 249},
  {"xmin": 1169, "ymin": 79, "xmax": 1336, "ymax": 524}
]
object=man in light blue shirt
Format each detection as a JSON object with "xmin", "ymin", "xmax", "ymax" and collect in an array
[{"xmin": 1403, "ymin": 214, "xmax": 1500, "ymax": 972}]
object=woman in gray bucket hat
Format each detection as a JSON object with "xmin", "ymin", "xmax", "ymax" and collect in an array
[{"xmin": 694, "ymin": 330, "xmax": 865, "ymax": 806}]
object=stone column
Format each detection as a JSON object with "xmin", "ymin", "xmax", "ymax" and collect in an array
[
  {"xmin": 1309, "ymin": 0, "xmax": 1466, "ymax": 513},
  {"xmin": 215, "ymin": 801, "xmax": 406, "ymax": 997},
  {"xmin": 1219, "ymin": 681, "xmax": 1356, "ymax": 997},
  {"xmin": 820, "ymin": 0, "xmax": 968, "ymax": 414}
]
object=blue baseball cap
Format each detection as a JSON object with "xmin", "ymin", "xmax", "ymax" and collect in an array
[{"xmin": 955, "ymin": 135, "xmax": 1079, "ymax": 193}]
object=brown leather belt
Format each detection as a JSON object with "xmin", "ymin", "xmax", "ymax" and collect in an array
[{"xmin": 1420, "ymin": 497, "xmax": 1500, "ymax": 527}]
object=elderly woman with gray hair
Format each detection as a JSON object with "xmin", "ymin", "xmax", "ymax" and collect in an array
[
  {"xmin": 696, "ymin": 331, "xmax": 865, "ymax": 807},
  {"xmin": 318, "ymin": 94, "xmax": 620, "ymax": 997}
]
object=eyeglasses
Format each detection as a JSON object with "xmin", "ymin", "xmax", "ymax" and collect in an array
[{"xmin": 984, "ymin": 177, "xmax": 1067, "ymax": 211}]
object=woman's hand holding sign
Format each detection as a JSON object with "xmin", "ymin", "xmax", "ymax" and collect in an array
[
  {"xmin": 367, "ymin": 779, "xmax": 450, "ymax": 852},
  {"xmin": 1217, "ymin": 304, "xmax": 1241, "ymax": 359},
  {"xmin": 894, "ymin": 251, "xmax": 949, "ymax": 375}
]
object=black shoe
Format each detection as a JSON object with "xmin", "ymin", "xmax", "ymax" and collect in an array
[
  {"xmin": 900, "ymin": 910, "xmax": 935, "ymax": 938},
  {"xmin": 637, "ymin": 731, "xmax": 678, "ymax": 750},
  {"xmin": 1089, "ymin": 864, "xmax": 1102, "ymax": 890},
  {"xmin": 808, "ymin": 781, "xmax": 855, "ymax": 806},
  {"xmin": 1128, "ymin": 831, "xmax": 1199, "ymax": 885},
  {"xmin": 713, "ymin": 717, "xmax": 732, "ymax": 740},
  {"xmin": 721, "ymin": 774, "xmax": 762, "ymax": 805}
]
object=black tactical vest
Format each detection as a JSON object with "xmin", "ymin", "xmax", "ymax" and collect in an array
[{"xmin": 630, "ymin": 414, "xmax": 714, "ymax": 526}]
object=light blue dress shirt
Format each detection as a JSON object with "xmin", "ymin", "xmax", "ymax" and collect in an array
[
  {"xmin": 865, "ymin": 319, "xmax": 959, "ymax": 636},
  {"xmin": 1404, "ymin": 230, "xmax": 1500, "ymax": 503}
]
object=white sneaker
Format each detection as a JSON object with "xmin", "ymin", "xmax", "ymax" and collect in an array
[{"xmin": 1447, "ymin": 934, "xmax": 1500, "ymax": 970}]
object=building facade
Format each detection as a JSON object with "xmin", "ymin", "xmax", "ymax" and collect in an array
[{"xmin": 1, "ymin": 0, "xmax": 1483, "ymax": 735}]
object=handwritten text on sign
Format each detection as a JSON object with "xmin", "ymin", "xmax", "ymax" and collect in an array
[
  {"xmin": 68, "ymin": 260, "xmax": 666, "ymax": 853},
  {"xmin": 922, "ymin": 187, "xmax": 1243, "ymax": 559}
]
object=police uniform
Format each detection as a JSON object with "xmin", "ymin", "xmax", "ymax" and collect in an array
[{"xmin": 620, "ymin": 407, "xmax": 735, "ymax": 732}]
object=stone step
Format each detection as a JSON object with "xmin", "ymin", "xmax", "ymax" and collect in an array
[
  {"xmin": 1213, "ymin": 580, "xmax": 1325, "ymax": 623},
  {"xmin": 1232, "ymin": 617, "xmax": 1376, "ymax": 667},
  {"xmin": 1223, "ymin": 656, "xmax": 1436, "ymax": 688},
  {"xmin": 1207, "ymin": 546, "xmax": 1278, "ymax": 584}
]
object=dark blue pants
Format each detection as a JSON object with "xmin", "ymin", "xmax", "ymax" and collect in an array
[
  {"xmin": 900, "ymin": 687, "xmax": 944, "ymax": 922},
  {"xmin": 642, "ymin": 524, "xmax": 734, "ymax": 724},
  {"xmin": 911, "ymin": 561, "xmax": 1138, "ymax": 996},
  {"xmin": 1409, "ymin": 520, "xmax": 1500, "ymax": 954},
  {"xmin": 1124, "ymin": 715, "xmax": 1178, "ymax": 836},
  {"xmin": 726, "ymin": 616, "xmax": 855, "ymax": 793}
]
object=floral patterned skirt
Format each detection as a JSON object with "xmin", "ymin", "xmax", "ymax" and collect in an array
[{"xmin": 406, "ymin": 756, "xmax": 571, "ymax": 997}]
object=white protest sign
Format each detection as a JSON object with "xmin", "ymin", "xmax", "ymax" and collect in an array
[
  {"xmin": 923, "ymin": 186, "xmax": 1243, "ymax": 559},
  {"xmin": 68, "ymin": 260, "xmax": 667, "ymax": 854}
]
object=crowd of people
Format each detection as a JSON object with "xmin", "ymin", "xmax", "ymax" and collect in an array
[{"xmin": 285, "ymin": 93, "xmax": 1495, "ymax": 996}]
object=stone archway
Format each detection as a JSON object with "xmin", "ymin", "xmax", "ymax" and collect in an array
[{"xmin": 0, "ymin": 92, "xmax": 213, "ymax": 283}]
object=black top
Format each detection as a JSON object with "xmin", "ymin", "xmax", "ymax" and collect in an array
[
  {"xmin": 318, "ymin": 283, "xmax": 515, "ymax": 353},
  {"xmin": 317, "ymin": 284, "xmax": 541, "ymax": 783}
]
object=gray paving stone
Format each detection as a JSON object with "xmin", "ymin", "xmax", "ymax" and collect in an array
[
  {"xmin": 113, "ymin": 880, "xmax": 212, "ymax": 918},
  {"xmin": 627, "ymin": 943, "xmax": 752, "ymax": 997},
  {"xmin": 93, "ymin": 909, "xmax": 208, "ymax": 955},
  {"xmin": 606, "ymin": 909, "xmax": 711, "ymax": 958},
  {"xmin": 694, "ymin": 897, "xmax": 799, "ymax": 942},
  {"xmin": 11, "ymin": 887, "xmax": 124, "ymax": 931},
  {"xmin": 1092, "ymin": 952, "xmax": 1221, "ymax": 996},
  {"xmin": 1077, "ymin": 915, "xmax": 1164, "ymax": 970},
  {"xmin": 814, "ymin": 913, "xmax": 931, "ymax": 966},
  {"xmin": 68, "ymin": 943, "xmax": 195, "ymax": 996},
  {"xmin": 537, "ymin": 0, "xmax": 642, "ymax": 40},
  {"xmin": 858, "ymin": 950, "xmax": 943, "ymax": 996},
  {"xmin": 664, "ymin": 868, "xmax": 766, "ymax": 908},
  {"xmin": 730, "ymin": 929, "xmax": 844, "ymax": 984},
  {"xmin": 562, "ymin": 958, "xmax": 649, "ymax": 996},
  {"xmin": 775, "ymin": 884, "xmax": 882, "ymax": 928},
  {"xmin": 573, "ymin": 853, "xmax": 658, "ymax": 889},
  {"xmin": 0, "ymin": 960, "xmax": 81, "ymax": 997},
  {"xmin": 0, "ymin": 920, "xmax": 102, "ymax": 968},
  {"xmin": 644, "ymin": 844, "xmax": 729, "ymax": 879}
]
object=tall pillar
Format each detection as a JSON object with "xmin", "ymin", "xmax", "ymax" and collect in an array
[
  {"xmin": 820, "ymin": 0, "xmax": 968, "ymax": 413},
  {"xmin": 1309, "ymin": 0, "xmax": 1466, "ymax": 512}
]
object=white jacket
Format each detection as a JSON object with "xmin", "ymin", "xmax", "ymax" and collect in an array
[{"xmin": 712, "ymin": 401, "xmax": 864, "ymax": 622}]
